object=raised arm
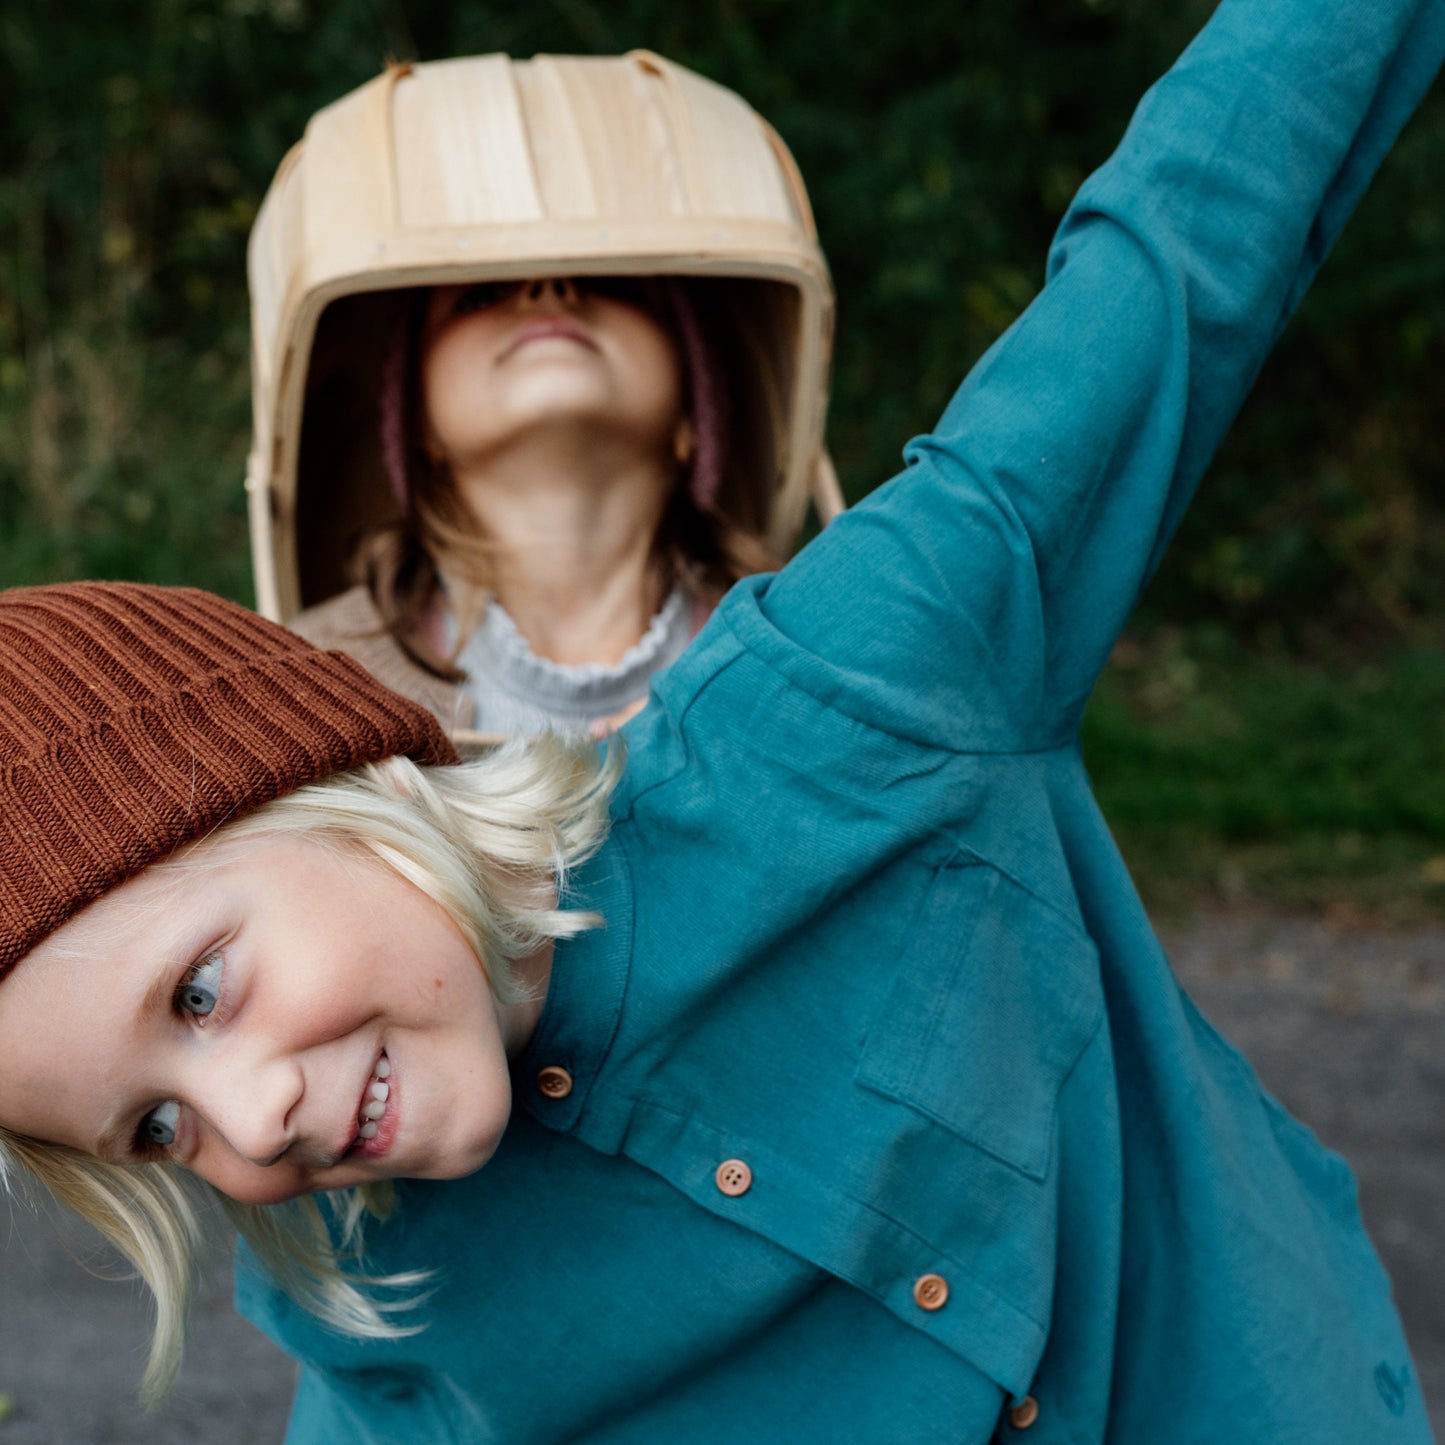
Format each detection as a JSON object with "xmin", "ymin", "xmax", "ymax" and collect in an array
[{"xmin": 753, "ymin": 0, "xmax": 1444, "ymax": 751}]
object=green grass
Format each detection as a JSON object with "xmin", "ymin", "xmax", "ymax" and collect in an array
[{"xmin": 1082, "ymin": 631, "xmax": 1445, "ymax": 923}]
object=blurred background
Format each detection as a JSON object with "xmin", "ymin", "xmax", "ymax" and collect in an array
[
  {"xmin": 3, "ymin": 0, "xmax": 1444, "ymax": 914},
  {"xmin": 0, "ymin": 3, "xmax": 1443, "ymax": 1438}
]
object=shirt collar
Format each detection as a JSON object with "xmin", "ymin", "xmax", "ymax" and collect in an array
[{"xmin": 515, "ymin": 835, "xmax": 634, "ymax": 1135}]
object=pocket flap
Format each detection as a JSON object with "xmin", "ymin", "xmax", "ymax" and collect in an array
[{"xmin": 856, "ymin": 859, "xmax": 1102, "ymax": 1180}]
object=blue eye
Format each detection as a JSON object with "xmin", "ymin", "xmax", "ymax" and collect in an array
[
  {"xmin": 177, "ymin": 952, "xmax": 223, "ymax": 1018},
  {"xmin": 142, "ymin": 1100, "xmax": 179, "ymax": 1147}
]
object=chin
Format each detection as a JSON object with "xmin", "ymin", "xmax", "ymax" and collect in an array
[
  {"xmin": 423, "ymin": 1116, "xmax": 511, "ymax": 1182},
  {"xmin": 418, "ymin": 1147, "xmax": 498, "ymax": 1183}
]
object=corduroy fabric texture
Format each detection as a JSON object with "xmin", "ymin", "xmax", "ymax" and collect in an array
[{"xmin": 0, "ymin": 582, "xmax": 457, "ymax": 979}]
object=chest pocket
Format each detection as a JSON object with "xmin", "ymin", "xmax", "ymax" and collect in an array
[{"xmin": 856, "ymin": 858, "xmax": 1102, "ymax": 1181}]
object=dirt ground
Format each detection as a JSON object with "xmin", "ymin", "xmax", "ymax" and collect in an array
[{"xmin": 1, "ymin": 908, "xmax": 1440, "ymax": 1443}]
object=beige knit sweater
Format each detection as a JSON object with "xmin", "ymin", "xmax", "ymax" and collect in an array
[{"xmin": 288, "ymin": 586, "xmax": 478, "ymax": 736}]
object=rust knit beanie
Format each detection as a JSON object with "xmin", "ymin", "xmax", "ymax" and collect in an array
[{"xmin": 0, "ymin": 582, "xmax": 457, "ymax": 980}]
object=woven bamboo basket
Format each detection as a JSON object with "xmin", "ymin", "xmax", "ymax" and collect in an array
[{"xmin": 246, "ymin": 51, "xmax": 838, "ymax": 624}]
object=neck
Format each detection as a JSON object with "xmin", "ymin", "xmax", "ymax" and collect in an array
[
  {"xmin": 499, "ymin": 940, "xmax": 554, "ymax": 1057},
  {"xmin": 445, "ymin": 432, "xmax": 675, "ymax": 666}
]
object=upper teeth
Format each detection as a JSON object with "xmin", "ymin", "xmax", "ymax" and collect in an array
[{"xmin": 356, "ymin": 1056, "xmax": 391, "ymax": 1138}]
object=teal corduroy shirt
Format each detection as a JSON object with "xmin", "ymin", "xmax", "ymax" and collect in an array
[{"xmin": 239, "ymin": 0, "xmax": 1445, "ymax": 1439}]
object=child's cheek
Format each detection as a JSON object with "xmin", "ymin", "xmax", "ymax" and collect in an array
[{"xmin": 197, "ymin": 1148, "xmax": 311, "ymax": 1207}]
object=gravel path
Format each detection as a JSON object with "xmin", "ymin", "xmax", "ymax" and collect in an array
[
  {"xmin": 1163, "ymin": 911, "xmax": 1445, "ymax": 1438},
  {"xmin": 1, "ymin": 909, "xmax": 1440, "ymax": 1442}
]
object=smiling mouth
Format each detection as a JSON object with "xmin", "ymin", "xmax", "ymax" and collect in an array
[{"xmin": 346, "ymin": 1051, "xmax": 396, "ymax": 1161}]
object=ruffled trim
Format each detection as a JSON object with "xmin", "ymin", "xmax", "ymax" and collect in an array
[{"xmin": 453, "ymin": 589, "xmax": 694, "ymax": 732}]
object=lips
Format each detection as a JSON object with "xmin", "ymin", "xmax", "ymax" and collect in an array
[{"xmin": 499, "ymin": 318, "xmax": 596, "ymax": 361}]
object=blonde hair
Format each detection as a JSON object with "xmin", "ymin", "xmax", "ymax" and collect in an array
[{"xmin": 0, "ymin": 732, "xmax": 617, "ymax": 1405}]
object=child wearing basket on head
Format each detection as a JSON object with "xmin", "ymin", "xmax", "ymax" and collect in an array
[
  {"xmin": 245, "ymin": 53, "xmax": 840, "ymax": 744},
  {"xmin": 2, "ymin": 0, "xmax": 1442, "ymax": 1439}
]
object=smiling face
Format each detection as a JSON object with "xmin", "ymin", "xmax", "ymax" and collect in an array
[
  {"xmin": 0, "ymin": 835, "xmax": 522, "ymax": 1205},
  {"xmin": 419, "ymin": 275, "xmax": 686, "ymax": 473}
]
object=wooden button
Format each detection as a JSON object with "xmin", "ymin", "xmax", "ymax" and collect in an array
[
  {"xmin": 912, "ymin": 1273, "xmax": 949, "ymax": 1311},
  {"xmin": 714, "ymin": 1159, "xmax": 753, "ymax": 1196},
  {"xmin": 1008, "ymin": 1396, "xmax": 1040, "ymax": 1430},
  {"xmin": 535, "ymin": 1066, "xmax": 573, "ymax": 1099}
]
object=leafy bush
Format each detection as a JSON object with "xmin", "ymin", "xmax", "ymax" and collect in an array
[{"xmin": 2, "ymin": 0, "xmax": 1442, "ymax": 648}]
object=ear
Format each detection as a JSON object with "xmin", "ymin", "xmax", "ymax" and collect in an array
[{"xmin": 673, "ymin": 416, "xmax": 695, "ymax": 468}]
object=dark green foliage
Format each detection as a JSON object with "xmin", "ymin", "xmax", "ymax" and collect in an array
[{"xmin": 4, "ymin": 0, "xmax": 1441, "ymax": 633}]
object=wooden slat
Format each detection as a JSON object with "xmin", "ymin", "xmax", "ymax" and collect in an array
[
  {"xmin": 396, "ymin": 56, "xmax": 544, "ymax": 227},
  {"xmin": 246, "ymin": 52, "xmax": 836, "ymax": 624}
]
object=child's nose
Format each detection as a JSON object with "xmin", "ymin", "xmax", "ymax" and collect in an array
[
  {"xmin": 521, "ymin": 276, "xmax": 579, "ymax": 307},
  {"xmin": 197, "ymin": 1054, "xmax": 304, "ymax": 1167}
]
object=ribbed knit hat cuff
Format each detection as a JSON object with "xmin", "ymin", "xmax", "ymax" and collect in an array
[{"xmin": 0, "ymin": 645, "xmax": 455, "ymax": 978}]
